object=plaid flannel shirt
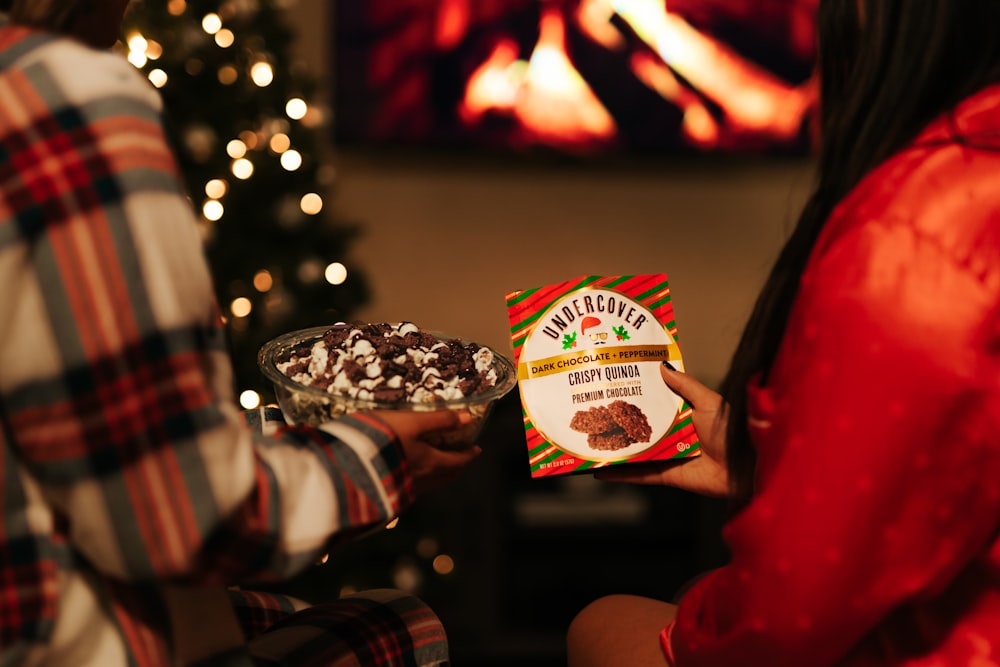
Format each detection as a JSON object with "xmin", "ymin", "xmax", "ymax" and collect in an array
[{"xmin": 0, "ymin": 20, "xmax": 417, "ymax": 666}]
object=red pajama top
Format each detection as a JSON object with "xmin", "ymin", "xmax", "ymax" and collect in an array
[{"xmin": 665, "ymin": 85, "xmax": 1000, "ymax": 665}]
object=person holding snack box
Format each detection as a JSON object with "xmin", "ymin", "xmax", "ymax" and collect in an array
[
  {"xmin": 567, "ymin": 1, "xmax": 1000, "ymax": 665},
  {"xmin": 0, "ymin": 1, "xmax": 480, "ymax": 666}
]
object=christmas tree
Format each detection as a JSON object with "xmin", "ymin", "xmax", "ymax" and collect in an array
[
  {"xmin": 117, "ymin": 0, "xmax": 460, "ymax": 612},
  {"xmin": 120, "ymin": 0, "xmax": 369, "ymax": 407}
]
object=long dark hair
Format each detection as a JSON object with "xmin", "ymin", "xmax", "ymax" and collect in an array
[{"xmin": 719, "ymin": 0, "xmax": 1000, "ymax": 509}]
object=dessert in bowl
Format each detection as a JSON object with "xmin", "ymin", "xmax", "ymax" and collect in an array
[{"xmin": 258, "ymin": 322, "xmax": 517, "ymax": 448}]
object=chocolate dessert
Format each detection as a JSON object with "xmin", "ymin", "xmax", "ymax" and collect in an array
[
  {"xmin": 275, "ymin": 322, "xmax": 500, "ymax": 403},
  {"xmin": 570, "ymin": 400, "xmax": 651, "ymax": 451}
]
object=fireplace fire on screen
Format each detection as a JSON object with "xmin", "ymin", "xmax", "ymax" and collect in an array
[{"xmin": 333, "ymin": 0, "xmax": 819, "ymax": 157}]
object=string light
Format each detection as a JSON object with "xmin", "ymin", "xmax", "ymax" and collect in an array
[
  {"xmin": 215, "ymin": 29, "xmax": 235, "ymax": 48},
  {"xmin": 202, "ymin": 199, "xmax": 224, "ymax": 221},
  {"xmin": 127, "ymin": 33, "xmax": 147, "ymax": 53},
  {"xmin": 202, "ymin": 13, "xmax": 223, "ymax": 34},
  {"xmin": 269, "ymin": 133, "xmax": 291, "ymax": 153},
  {"xmin": 251, "ymin": 62, "xmax": 274, "ymax": 87},
  {"xmin": 253, "ymin": 270, "xmax": 273, "ymax": 292},
  {"xmin": 432, "ymin": 555, "xmax": 455, "ymax": 575},
  {"xmin": 145, "ymin": 40, "xmax": 163, "ymax": 60},
  {"xmin": 286, "ymin": 98, "xmax": 308, "ymax": 120},
  {"xmin": 232, "ymin": 158, "xmax": 254, "ymax": 179},
  {"xmin": 218, "ymin": 64, "xmax": 239, "ymax": 85},
  {"xmin": 238, "ymin": 130, "xmax": 259, "ymax": 149},
  {"xmin": 167, "ymin": 0, "xmax": 186, "ymax": 15},
  {"xmin": 148, "ymin": 69, "xmax": 168, "ymax": 88},
  {"xmin": 239, "ymin": 390, "xmax": 261, "ymax": 409},
  {"xmin": 280, "ymin": 149, "xmax": 302, "ymax": 171},
  {"xmin": 205, "ymin": 178, "xmax": 228, "ymax": 199},
  {"xmin": 230, "ymin": 297, "xmax": 252, "ymax": 318},
  {"xmin": 325, "ymin": 262, "xmax": 347, "ymax": 285},
  {"xmin": 227, "ymin": 139, "xmax": 248, "ymax": 159},
  {"xmin": 300, "ymin": 193, "xmax": 323, "ymax": 215},
  {"xmin": 126, "ymin": 34, "xmax": 148, "ymax": 67}
]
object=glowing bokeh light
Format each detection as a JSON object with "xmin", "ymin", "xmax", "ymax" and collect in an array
[
  {"xmin": 127, "ymin": 33, "xmax": 147, "ymax": 53},
  {"xmin": 127, "ymin": 50, "xmax": 148, "ymax": 68},
  {"xmin": 218, "ymin": 65, "xmax": 238, "ymax": 85},
  {"xmin": 300, "ymin": 193, "xmax": 323, "ymax": 215},
  {"xmin": 251, "ymin": 62, "xmax": 274, "ymax": 87},
  {"xmin": 226, "ymin": 139, "xmax": 247, "ymax": 159},
  {"xmin": 205, "ymin": 178, "xmax": 228, "ymax": 199},
  {"xmin": 238, "ymin": 130, "xmax": 259, "ymax": 149},
  {"xmin": 432, "ymin": 555, "xmax": 455, "ymax": 575},
  {"xmin": 232, "ymin": 158, "xmax": 254, "ymax": 180},
  {"xmin": 215, "ymin": 29, "xmax": 235, "ymax": 48},
  {"xmin": 239, "ymin": 390, "xmax": 261, "ymax": 409},
  {"xmin": 148, "ymin": 69, "xmax": 168, "ymax": 88},
  {"xmin": 253, "ymin": 270, "xmax": 274, "ymax": 292},
  {"xmin": 202, "ymin": 200, "xmax": 224, "ymax": 221},
  {"xmin": 230, "ymin": 297, "xmax": 252, "ymax": 318},
  {"xmin": 269, "ymin": 133, "xmax": 291, "ymax": 153},
  {"xmin": 325, "ymin": 262, "xmax": 347, "ymax": 285},
  {"xmin": 202, "ymin": 13, "xmax": 222, "ymax": 34},
  {"xmin": 286, "ymin": 98, "xmax": 308, "ymax": 120},
  {"xmin": 280, "ymin": 150, "xmax": 302, "ymax": 171}
]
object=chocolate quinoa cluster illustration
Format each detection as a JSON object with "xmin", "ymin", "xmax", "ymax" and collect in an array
[{"xmin": 569, "ymin": 400, "xmax": 652, "ymax": 451}]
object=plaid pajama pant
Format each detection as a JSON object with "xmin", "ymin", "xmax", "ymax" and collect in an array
[{"xmin": 228, "ymin": 588, "xmax": 450, "ymax": 667}]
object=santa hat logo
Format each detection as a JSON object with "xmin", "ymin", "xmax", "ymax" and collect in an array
[{"xmin": 581, "ymin": 316, "xmax": 602, "ymax": 335}]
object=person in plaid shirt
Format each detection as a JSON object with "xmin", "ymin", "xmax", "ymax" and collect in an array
[{"xmin": 0, "ymin": 1, "xmax": 482, "ymax": 665}]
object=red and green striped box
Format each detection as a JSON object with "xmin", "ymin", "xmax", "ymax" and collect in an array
[{"xmin": 506, "ymin": 274, "xmax": 700, "ymax": 478}]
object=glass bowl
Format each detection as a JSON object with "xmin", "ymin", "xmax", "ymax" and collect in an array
[{"xmin": 258, "ymin": 324, "xmax": 517, "ymax": 448}]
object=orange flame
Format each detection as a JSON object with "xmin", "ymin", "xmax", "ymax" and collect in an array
[
  {"xmin": 612, "ymin": 0, "xmax": 814, "ymax": 140},
  {"xmin": 458, "ymin": 1, "xmax": 815, "ymax": 151},
  {"xmin": 435, "ymin": 0, "xmax": 471, "ymax": 51},
  {"xmin": 516, "ymin": 8, "xmax": 617, "ymax": 147},
  {"xmin": 459, "ymin": 7, "xmax": 617, "ymax": 151},
  {"xmin": 575, "ymin": 0, "xmax": 626, "ymax": 51},
  {"xmin": 458, "ymin": 39, "xmax": 521, "ymax": 124}
]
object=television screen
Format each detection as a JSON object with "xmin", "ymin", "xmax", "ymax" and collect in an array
[{"xmin": 332, "ymin": 0, "xmax": 819, "ymax": 157}]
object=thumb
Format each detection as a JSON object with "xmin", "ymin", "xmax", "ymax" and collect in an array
[{"xmin": 660, "ymin": 361, "xmax": 713, "ymax": 408}]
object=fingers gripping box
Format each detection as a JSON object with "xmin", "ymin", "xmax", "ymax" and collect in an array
[{"xmin": 505, "ymin": 274, "xmax": 700, "ymax": 478}]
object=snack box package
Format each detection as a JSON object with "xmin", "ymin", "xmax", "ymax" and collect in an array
[{"xmin": 505, "ymin": 274, "xmax": 700, "ymax": 478}]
